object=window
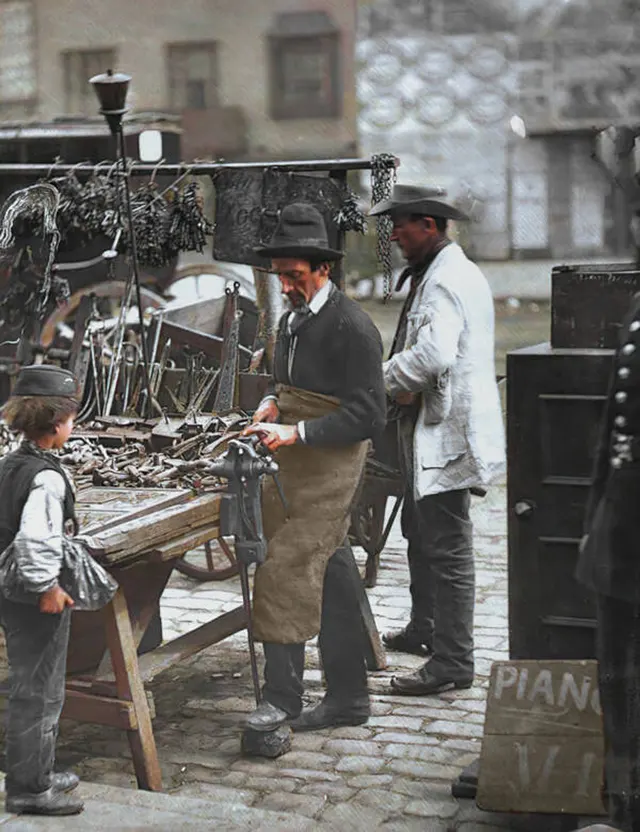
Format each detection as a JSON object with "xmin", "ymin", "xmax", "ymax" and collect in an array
[
  {"xmin": 63, "ymin": 49, "xmax": 116, "ymax": 116},
  {"xmin": 269, "ymin": 12, "xmax": 341, "ymax": 120},
  {"xmin": 0, "ymin": 1, "xmax": 36, "ymax": 102},
  {"xmin": 167, "ymin": 43, "xmax": 218, "ymax": 111}
]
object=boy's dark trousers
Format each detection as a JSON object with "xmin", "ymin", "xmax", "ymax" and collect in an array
[{"xmin": 0, "ymin": 598, "xmax": 71, "ymax": 796}]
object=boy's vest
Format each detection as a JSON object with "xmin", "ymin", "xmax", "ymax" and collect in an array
[{"xmin": 0, "ymin": 444, "xmax": 76, "ymax": 554}]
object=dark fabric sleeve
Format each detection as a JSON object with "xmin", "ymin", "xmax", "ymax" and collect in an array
[{"xmin": 303, "ymin": 315, "xmax": 387, "ymax": 447}]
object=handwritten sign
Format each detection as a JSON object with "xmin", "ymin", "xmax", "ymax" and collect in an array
[{"xmin": 477, "ymin": 661, "xmax": 606, "ymax": 816}]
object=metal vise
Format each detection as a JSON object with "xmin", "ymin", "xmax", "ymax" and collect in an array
[{"xmin": 207, "ymin": 436, "xmax": 285, "ymax": 565}]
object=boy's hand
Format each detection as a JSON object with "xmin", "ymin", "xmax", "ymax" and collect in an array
[{"xmin": 39, "ymin": 585, "xmax": 74, "ymax": 614}]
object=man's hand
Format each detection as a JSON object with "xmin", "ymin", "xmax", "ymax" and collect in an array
[
  {"xmin": 243, "ymin": 422, "xmax": 299, "ymax": 452},
  {"xmin": 39, "ymin": 585, "xmax": 74, "ymax": 614},
  {"xmin": 252, "ymin": 399, "xmax": 280, "ymax": 425},
  {"xmin": 394, "ymin": 391, "xmax": 417, "ymax": 406}
]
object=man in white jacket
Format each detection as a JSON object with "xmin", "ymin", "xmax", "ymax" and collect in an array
[{"xmin": 370, "ymin": 184, "xmax": 505, "ymax": 695}]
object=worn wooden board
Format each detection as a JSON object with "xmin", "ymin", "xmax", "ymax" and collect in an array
[{"xmin": 477, "ymin": 660, "xmax": 606, "ymax": 816}]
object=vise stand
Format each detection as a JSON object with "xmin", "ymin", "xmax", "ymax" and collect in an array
[{"xmin": 207, "ymin": 436, "xmax": 292, "ymax": 757}]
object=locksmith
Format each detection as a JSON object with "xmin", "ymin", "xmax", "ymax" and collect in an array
[{"xmin": 242, "ymin": 202, "xmax": 386, "ymax": 733}]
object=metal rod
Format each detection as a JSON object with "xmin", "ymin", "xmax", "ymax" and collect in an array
[
  {"xmin": 239, "ymin": 562, "xmax": 262, "ymax": 706},
  {"xmin": 0, "ymin": 157, "xmax": 398, "ymax": 177},
  {"xmin": 117, "ymin": 126, "xmax": 153, "ymax": 418}
]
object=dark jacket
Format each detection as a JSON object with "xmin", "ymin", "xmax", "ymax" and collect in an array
[
  {"xmin": 270, "ymin": 288, "xmax": 386, "ymax": 447},
  {"xmin": 577, "ymin": 292, "xmax": 640, "ymax": 601}
]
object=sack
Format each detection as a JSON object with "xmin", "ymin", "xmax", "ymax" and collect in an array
[
  {"xmin": 60, "ymin": 537, "xmax": 118, "ymax": 611},
  {"xmin": 0, "ymin": 537, "xmax": 118, "ymax": 610}
]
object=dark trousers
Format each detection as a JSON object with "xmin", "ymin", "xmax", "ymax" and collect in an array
[
  {"xmin": 402, "ymin": 488, "xmax": 474, "ymax": 680},
  {"xmin": 262, "ymin": 542, "xmax": 368, "ymax": 716},
  {"xmin": 597, "ymin": 593, "xmax": 640, "ymax": 832},
  {"xmin": 0, "ymin": 598, "xmax": 71, "ymax": 797}
]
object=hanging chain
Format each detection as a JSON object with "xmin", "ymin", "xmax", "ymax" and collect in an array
[
  {"xmin": 334, "ymin": 184, "xmax": 367, "ymax": 235},
  {"xmin": 370, "ymin": 153, "xmax": 397, "ymax": 301}
]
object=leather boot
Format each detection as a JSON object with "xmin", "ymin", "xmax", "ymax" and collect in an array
[
  {"xmin": 52, "ymin": 772, "xmax": 79, "ymax": 793},
  {"xmin": 290, "ymin": 695, "xmax": 370, "ymax": 732},
  {"xmin": 6, "ymin": 788, "xmax": 84, "ymax": 816}
]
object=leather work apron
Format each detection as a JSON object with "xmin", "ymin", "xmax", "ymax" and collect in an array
[{"xmin": 252, "ymin": 384, "xmax": 369, "ymax": 643}]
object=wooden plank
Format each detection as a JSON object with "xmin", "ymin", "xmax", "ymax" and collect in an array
[
  {"xmin": 85, "ymin": 493, "xmax": 221, "ymax": 562},
  {"xmin": 104, "ymin": 588, "xmax": 163, "ymax": 791},
  {"xmin": 477, "ymin": 660, "xmax": 606, "ymax": 816},
  {"xmin": 62, "ymin": 689, "xmax": 138, "ymax": 730},
  {"xmin": 136, "ymin": 606, "xmax": 246, "ymax": 684},
  {"xmin": 148, "ymin": 523, "xmax": 220, "ymax": 562},
  {"xmin": 66, "ymin": 678, "xmax": 156, "ymax": 719},
  {"xmin": 342, "ymin": 548, "xmax": 387, "ymax": 671}
]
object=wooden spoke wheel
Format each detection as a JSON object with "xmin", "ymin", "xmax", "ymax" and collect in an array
[{"xmin": 175, "ymin": 536, "xmax": 239, "ymax": 582}]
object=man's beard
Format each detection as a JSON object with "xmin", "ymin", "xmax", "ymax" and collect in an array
[{"xmin": 284, "ymin": 290, "xmax": 307, "ymax": 310}]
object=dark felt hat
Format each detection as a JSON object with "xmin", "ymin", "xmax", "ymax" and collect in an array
[
  {"xmin": 12, "ymin": 365, "xmax": 79, "ymax": 399},
  {"xmin": 369, "ymin": 184, "xmax": 470, "ymax": 222},
  {"xmin": 255, "ymin": 202, "xmax": 343, "ymax": 261}
]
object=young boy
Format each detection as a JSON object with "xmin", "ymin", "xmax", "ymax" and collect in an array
[{"xmin": 0, "ymin": 364, "xmax": 83, "ymax": 816}]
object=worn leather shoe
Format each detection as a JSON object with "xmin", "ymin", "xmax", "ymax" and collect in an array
[
  {"xmin": 6, "ymin": 788, "xmax": 84, "ymax": 816},
  {"xmin": 383, "ymin": 626, "xmax": 432, "ymax": 657},
  {"xmin": 52, "ymin": 772, "xmax": 80, "ymax": 793},
  {"xmin": 246, "ymin": 701, "xmax": 289, "ymax": 733},
  {"xmin": 289, "ymin": 697, "xmax": 370, "ymax": 732},
  {"xmin": 391, "ymin": 667, "xmax": 473, "ymax": 696}
]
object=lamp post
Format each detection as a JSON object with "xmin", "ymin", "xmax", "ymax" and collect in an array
[{"xmin": 89, "ymin": 68, "xmax": 153, "ymax": 417}]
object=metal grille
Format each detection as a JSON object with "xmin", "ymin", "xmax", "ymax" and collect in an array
[{"xmin": 370, "ymin": 153, "xmax": 397, "ymax": 300}]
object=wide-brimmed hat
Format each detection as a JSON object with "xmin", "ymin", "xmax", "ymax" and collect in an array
[
  {"xmin": 369, "ymin": 184, "xmax": 469, "ymax": 222},
  {"xmin": 255, "ymin": 203, "xmax": 343, "ymax": 261},
  {"xmin": 12, "ymin": 365, "xmax": 79, "ymax": 399}
]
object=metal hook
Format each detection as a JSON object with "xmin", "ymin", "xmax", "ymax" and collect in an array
[{"xmin": 150, "ymin": 157, "xmax": 166, "ymax": 187}]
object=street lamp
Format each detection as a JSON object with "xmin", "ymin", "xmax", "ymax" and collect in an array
[{"xmin": 89, "ymin": 69, "xmax": 153, "ymax": 417}]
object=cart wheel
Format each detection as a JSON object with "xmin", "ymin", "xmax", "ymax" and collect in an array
[
  {"xmin": 350, "ymin": 492, "xmax": 387, "ymax": 589},
  {"xmin": 175, "ymin": 536, "xmax": 239, "ymax": 582}
]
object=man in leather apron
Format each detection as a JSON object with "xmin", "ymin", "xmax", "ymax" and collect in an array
[{"xmin": 243, "ymin": 203, "xmax": 386, "ymax": 733}]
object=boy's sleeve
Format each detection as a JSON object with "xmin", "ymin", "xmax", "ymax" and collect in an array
[{"xmin": 13, "ymin": 470, "xmax": 66, "ymax": 595}]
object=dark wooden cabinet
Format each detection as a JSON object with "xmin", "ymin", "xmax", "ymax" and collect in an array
[{"xmin": 507, "ymin": 343, "xmax": 613, "ymax": 660}]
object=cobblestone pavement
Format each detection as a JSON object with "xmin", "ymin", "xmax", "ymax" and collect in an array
[{"xmin": 51, "ymin": 481, "xmax": 599, "ymax": 831}]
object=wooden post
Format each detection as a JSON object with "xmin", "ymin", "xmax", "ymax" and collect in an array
[{"xmin": 103, "ymin": 588, "xmax": 163, "ymax": 791}]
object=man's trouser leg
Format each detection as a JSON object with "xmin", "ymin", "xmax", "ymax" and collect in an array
[
  {"xmin": 318, "ymin": 542, "xmax": 368, "ymax": 705},
  {"xmin": 413, "ymin": 489, "xmax": 474, "ymax": 682},
  {"xmin": 402, "ymin": 493, "xmax": 435, "ymax": 645},
  {"xmin": 597, "ymin": 593, "xmax": 640, "ymax": 832},
  {"xmin": 262, "ymin": 643, "xmax": 305, "ymax": 718},
  {"xmin": 1, "ymin": 599, "xmax": 71, "ymax": 797}
]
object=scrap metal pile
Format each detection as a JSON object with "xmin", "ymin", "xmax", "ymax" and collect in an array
[{"xmin": 59, "ymin": 414, "xmax": 248, "ymax": 491}]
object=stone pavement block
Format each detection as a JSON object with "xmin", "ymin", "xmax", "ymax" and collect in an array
[
  {"xmin": 389, "ymin": 759, "xmax": 462, "ymax": 780},
  {"xmin": 290, "ymin": 733, "xmax": 327, "ymax": 751},
  {"xmin": 355, "ymin": 788, "xmax": 410, "ymax": 812},
  {"xmin": 171, "ymin": 782, "xmax": 257, "ymax": 805},
  {"xmin": 423, "ymin": 720, "xmax": 485, "ymax": 738},
  {"xmin": 277, "ymin": 768, "xmax": 342, "ymax": 783},
  {"xmin": 380, "ymin": 820, "xmax": 450, "ymax": 832},
  {"xmin": 372, "ymin": 731, "xmax": 439, "ymax": 745},
  {"xmin": 347, "ymin": 774, "xmax": 394, "ymax": 788},
  {"xmin": 258, "ymin": 791, "xmax": 326, "ymax": 819},
  {"xmin": 320, "ymin": 801, "xmax": 393, "ymax": 829},
  {"xmin": 387, "ymin": 777, "xmax": 433, "ymax": 799},
  {"xmin": 368, "ymin": 715, "xmax": 424, "ymax": 731},
  {"xmin": 183, "ymin": 696, "xmax": 254, "ymax": 715},
  {"xmin": 404, "ymin": 796, "xmax": 459, "ymax": 819},
  {"xmin": 335, "ymin": 756, "xmax": 387, "ymax": 774},
  {"xmin": 300, "ymin": 782, "xmax": 357, "ymax": 802},
  {"xmin": 370, "ymin": 700, "xmax": 394, "ymax": 716},
  {"xmin": 323, "ymin": 739, "xmax": 384, "ymax": 757},
  {"xmin": 274, "ymin": 751, "xmax": 335, "ymax": 771},
  {"xmin": 244, "ymin": 776, "xmax": 299, "ymax": 793}
]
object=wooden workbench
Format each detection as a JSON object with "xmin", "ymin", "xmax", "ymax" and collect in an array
[{"xmin": 63, "ymin": 487, "xmax": 245, "ymax": 792}]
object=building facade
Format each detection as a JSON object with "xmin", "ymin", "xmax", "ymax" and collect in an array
[
  {"xmin": 0, "ymin": 0, "xmax": 358, "ymax": 161},
  {"xmin": 358, "ymin": 0, "xmax": 637, "ymax": 260}
]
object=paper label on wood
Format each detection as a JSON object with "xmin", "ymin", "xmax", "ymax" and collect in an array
[{"xmin": 477, "ymin": 660, "xmax": 606, "ymax": 816}]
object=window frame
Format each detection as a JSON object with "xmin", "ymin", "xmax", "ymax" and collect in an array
[
  {"xmin": 269, "ymin": 31, "xmax": 342, "ymax": 121},
  {"xmin": 166, "ymin": 41, "xmax": 219, "ymax": 112},
  {"xmin": 62, "ymin": 48, "xmax": 117, "ymax": 117}
]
